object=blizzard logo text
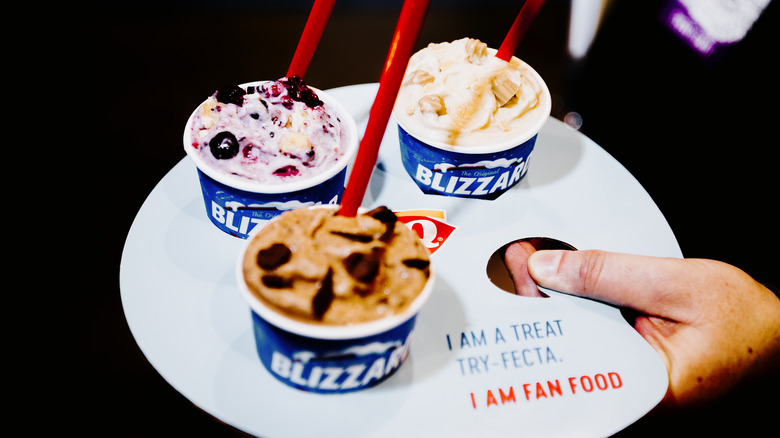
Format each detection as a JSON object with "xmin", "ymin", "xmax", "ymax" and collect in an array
[
  {"xmin": 414, "ymin": 162, "xmax": 527, "ymax": 196},
  {"xmin": 270, "ymin": 336, "xmax": 412, "ymax": 391},
  {"xmin": 211, "ymin": 201, "xmax": 266, "ymax": 236}
]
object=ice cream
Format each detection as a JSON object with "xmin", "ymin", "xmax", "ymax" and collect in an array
[
  {"xmin": 187, "ymin": 76, "xmax": 349, "ymax": 184},
  {"xmin": 394, "ymin": 38, "xmax": 550, "ymax": 147},
  {"xmin": 241, "ymin": 205, "xmax": 431, "ymax": 325}
]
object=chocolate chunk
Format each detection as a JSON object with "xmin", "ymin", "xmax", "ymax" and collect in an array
[
  {"xmin": 330, "ymin": 231, "xmax": 374, "ymax": 243},
  {"xmin": 402, "ymin": 258, "xmax": 430, "ymax": 270},
  {"xmin": 366, "ymin": 206, "xmax": 398, "ymax": 225},
  {"xmin": 257, "ymin": 243, "xmax": 292, "ymax": 270},
  {"xmin": 354, "ymin": 286, "xmax": 372, "ymax": 297},
  {"xmin": 366, "ymin": 206, "xmax": 398, "ymax": 243},
  {"xmin": 262, "ymin": 275, "xmax": 293, "ymax": 289},
  {"xmin": 378, "ymin": 226, "xmax": 395, "ymax": 243},
  {"xmin": 312, "ymin": 269, "xmax": 334, "ymax": 320},
  {"xmin": 343, "ymin": 248, "xmax": 384, "ymax": 283}
]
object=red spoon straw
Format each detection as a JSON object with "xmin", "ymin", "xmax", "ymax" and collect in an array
[
  {"xmin": 495, "ymin": 0, "xmax": 547, "ymax": 61},
  {"xmin": 338, "ymin": 0, "xmax": 430, "ymax": 217},
  {"xmin": 287, "ymin": 0, "xmax": 337, "ymax": 78}
]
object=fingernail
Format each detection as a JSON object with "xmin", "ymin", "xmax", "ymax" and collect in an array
[{"xmin": 528, "ymin": 250, "xmax": 563, "ymax": 283}]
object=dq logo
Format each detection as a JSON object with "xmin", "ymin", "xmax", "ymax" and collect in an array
[{"xmin": 395, "ymin": 210, "xmax": 456, "ymax": 255}]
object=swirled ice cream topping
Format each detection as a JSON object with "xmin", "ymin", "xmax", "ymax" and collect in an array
[{"xmin": 394, "ymin": 38, "xmax": 550, "ymax": 147}]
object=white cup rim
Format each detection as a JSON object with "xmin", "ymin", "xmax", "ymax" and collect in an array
[
  {"xmin": 236, "ymin": 205, "xmax": 435, "ymax": 340},
  {"xmin": 183, "ymin": 81, "xmax": 358, "ymax": 194}
]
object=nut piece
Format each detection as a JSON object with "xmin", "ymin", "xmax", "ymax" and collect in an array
[
  {"xmin": 418, "ymin": 94, "xmax": 447, "ymax": 116},
  {"xmin": 404, "ymin": 69, "xmax": 435, "ymax": 86},
  {"xmin": 492, "ymin": 76, "xmax": 520, "ymax": 107},
  {"xmin": 199, "ymin": 98, "xmax": 219, "ymax": 129},
  {"xmin": 465, "ymin": 38, "xmax": 489, "ymax": 64},
  {"xmin": 279, "ymin": 132, "xmax": 312, "ymax": 155}
]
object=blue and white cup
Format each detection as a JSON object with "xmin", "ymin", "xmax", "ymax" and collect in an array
[
  {"xmin": 236, "ymin": 205, "xmax": 435, "ymax": 394},
  {"xmin": 183, "ymin": 82, "xmax": 358, "ymax": 239},
  {"xmin": 394, "ymin": 61, "xmax": 550, "ymax": 200}
]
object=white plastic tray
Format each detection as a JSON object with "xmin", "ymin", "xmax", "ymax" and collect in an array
[{"xmin": 120, "ymin": 83, "xmax": 678, "ymax": 437}]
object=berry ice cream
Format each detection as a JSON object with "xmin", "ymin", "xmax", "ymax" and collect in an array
[{"xmin": 187, "ymin": 77, "xmax": 349, "ymax": 184}]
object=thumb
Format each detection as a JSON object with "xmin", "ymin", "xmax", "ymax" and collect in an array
[{"xmin": 527, "ymin": 249, "xmax": 690, "ymax": 315}]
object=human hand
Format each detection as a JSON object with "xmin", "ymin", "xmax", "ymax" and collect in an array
[{"xmin": 503, "ymin": 245, "xmax": 780, "ymax": 409}]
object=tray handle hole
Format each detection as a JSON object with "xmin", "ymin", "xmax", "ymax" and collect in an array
[{"xmin": 486, "ymin": 237, "xmax": 577, "ymax": 297}]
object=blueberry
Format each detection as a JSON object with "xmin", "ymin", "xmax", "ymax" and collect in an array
[
  {"xmin": 243, "ymin": 145, "xmax": 260, "ymax": 161},
  {"xmin": 263, "ymin": 83, "xmax": 282, "ymax": 97},
  {"xmin": 280, "ymin": 96, "xmax": 294, "ymax": 110},
  {"xmin": 273, "ymin": 165, "xmax": 299, "ymax": 177},
  {"xmin": 208, "ymin": 131, "xmax": 239, "ymax": 159},
  {"xmin": 280, "ymin": 76, "xmax": 323, "ymax": 108},
  {"xmin": 215, "ymin": 85, "xmax": 245, "ymax": 106}
]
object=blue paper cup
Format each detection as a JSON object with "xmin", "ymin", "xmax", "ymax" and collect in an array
[
  {"xmin": 394, "ymin": 59, "xmax": 550, "ymax": 200},
  {"xmin": 396, "ymin": 125, "xmax": 539, "ymax": 200},
  {"xmin": 236, "ymin": 206, "xmax": 435, "ymax": 394},
  {"xmin": 183, "ymin": 82, "xmax": 358, "ymax": 239}
]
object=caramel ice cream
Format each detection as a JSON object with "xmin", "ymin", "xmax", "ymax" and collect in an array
[
  {"xmin": 394, "ymin": 38, "xmax": 550, "ymax": 147},
  {"xmin": 241, "ymin": 206, "xmax": 431, "ymax": 325}
]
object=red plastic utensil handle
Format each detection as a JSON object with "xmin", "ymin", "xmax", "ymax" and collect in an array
[
  {"xmin": 496, "ymin": 0, "xmax": 546, "ymax": 61},
  {"xmin": 338, "ymin": 0, "xmax": 430, "ymax": 217},
  {"xmin": 287, "ymin": 0, "xmax": 337, "ymax": 78}
]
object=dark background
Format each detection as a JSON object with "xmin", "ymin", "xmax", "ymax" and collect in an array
[{"xmin": 42, "ymin": 0, "xmax": 778, "ymax": 436}]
